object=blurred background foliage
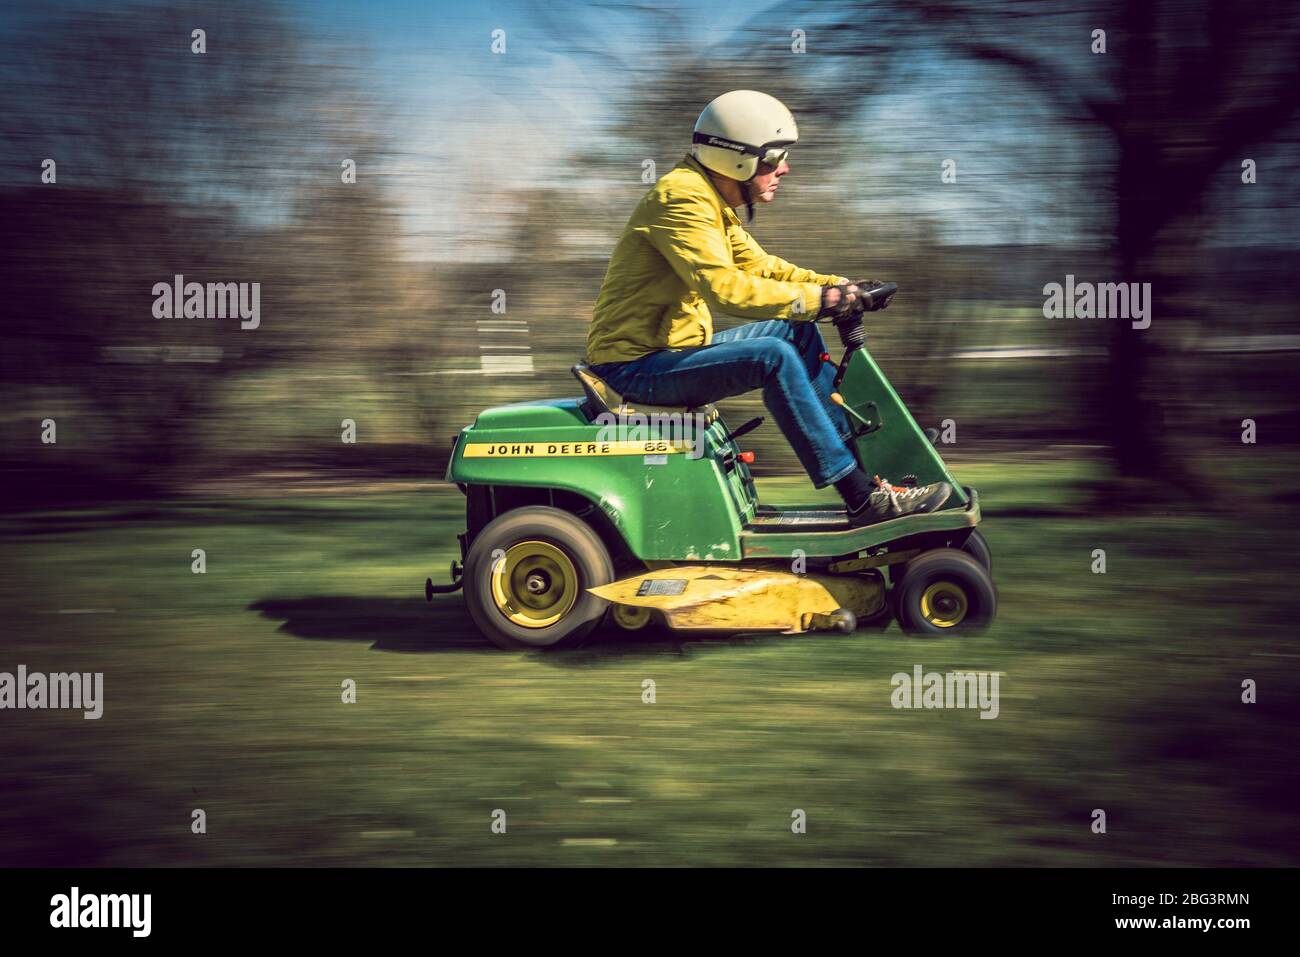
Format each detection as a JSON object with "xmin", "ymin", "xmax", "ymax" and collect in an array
[
  {"xmin": 0, "ymin": 0, "xmax": 1297, "ymax": 504},
  {"xmin": 1, "ymin": 0, "xmax": 1299, "ymax": 870}
]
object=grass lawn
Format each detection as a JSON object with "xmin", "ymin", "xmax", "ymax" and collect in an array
[{"xmin": 1, "ymin": 456, "xmax": 1298, "ymax": 866}]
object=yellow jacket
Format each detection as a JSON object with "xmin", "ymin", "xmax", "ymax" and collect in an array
[{"xmin": 586, "ymin": 156, "xmax": 846, "ymax": 365}]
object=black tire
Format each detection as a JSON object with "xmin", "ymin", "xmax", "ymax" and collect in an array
[
  {"xmin": 890, "ymin": 548, "xmax": 997, "ymax": 636},
  {"xmin": 463, "ymin": 506, "xmax": 614, "ymax": 651},
  {"xmin": 892, "ymin": 528, "xmax": 991, "ymax": 586},
  {"xmin": 856, "ymin": 602, "xmax": 894, "ymax": 630},
  {"xmin": 962, "ymin": 529, "xmax": 992, "ymax": 573},
  {"xmin": 889, "ymin": 560, "xmax": 910, "ymax": 587}
]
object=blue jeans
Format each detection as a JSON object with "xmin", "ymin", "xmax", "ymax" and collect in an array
[{"xmin": 590, "ymin": 319, "xmax": 857, "ymax": 488}]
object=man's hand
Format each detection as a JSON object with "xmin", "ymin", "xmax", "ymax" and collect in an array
[
  {"xmin": 847, "ymin": 279, "xmax": 893, "ymax": 311},
  {"xmin": 819, "ymin": 278, "xmax": 896, "ymax": 319},
  {"xmin": 818, "ymin": 282, "xmax": 867, "ymax": 320}
]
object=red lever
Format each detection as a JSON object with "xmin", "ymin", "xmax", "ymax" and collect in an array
[{"xmin": 739, "ymin": 451, "xmax": 755, "ymax": 463}]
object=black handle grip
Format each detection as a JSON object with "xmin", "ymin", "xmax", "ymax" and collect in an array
[{"xmin": 862, "ymin": 281, "xmax": 897, "ymax": 311}]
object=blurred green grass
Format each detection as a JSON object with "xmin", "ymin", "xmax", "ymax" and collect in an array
[{"xmin": 1, "ymin": 455, "xmax": 1298, "ymax": 866}]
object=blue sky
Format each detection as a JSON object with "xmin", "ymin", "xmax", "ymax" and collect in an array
[
  {"xmin": 287, "ymin": 0, "xmax": 782, "ymax": 258},
  {"xmin": 3, "ymin": 0, "xmax": 1292, "ymax": 256},
  {"xmin": 283, "ymin": 0, "xmax": 1072, "ymax": 257}
]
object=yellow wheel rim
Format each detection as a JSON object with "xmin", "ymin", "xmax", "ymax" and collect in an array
[
  {"xmin": 489, "ymin": 540, "xmax": 578, "ymax": 629},
  {"xmin": 920, "ymin": 580, "xmax": 969, "ymax": 628},
  {"xmin": 612, "ymin": 603, "xmax": 652, "ymax": 631}
]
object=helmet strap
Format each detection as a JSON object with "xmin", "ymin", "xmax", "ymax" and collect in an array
[{"xmin": 741, "ymin": 179, "xmax": 755, "ymax": 222}]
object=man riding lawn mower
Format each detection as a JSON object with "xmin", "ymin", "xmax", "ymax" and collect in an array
[
  {"xmin": 587, "ymin": 90, "xmax": 952, "ymax": 527},
  {"xmin": 431, "ymin": 90, "xmax": 996, "ymax": 649}
]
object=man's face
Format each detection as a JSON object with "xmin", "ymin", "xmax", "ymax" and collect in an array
[{"xmin": 750, "ymin": 156, "xmax": 790, "ymax": 203}]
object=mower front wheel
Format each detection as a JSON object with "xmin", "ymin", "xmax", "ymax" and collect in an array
[
  {"xmin": 890, "ymin": 548, "xmax": 996, "ymax": 636},
  {"xmin": 463, "ymin": 506, "xmax": 614, "ymax": 651},
  {"xmin": 891, "ymin": 528, "xmax": 991, "ymax": 586},
  {"xmin": 961, "ymin": 529, "xmax": 992, "ymax": 574}
]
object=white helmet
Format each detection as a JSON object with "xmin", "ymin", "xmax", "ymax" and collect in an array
[{"xmin": 691, "ymin": 90, "xmax": 798, "ymax": 182}]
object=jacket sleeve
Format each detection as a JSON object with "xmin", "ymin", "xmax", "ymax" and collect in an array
[
  {"xmin": 731, "ymin": 227, "xmax": 847, "ymax": 287},
  {"xmin": 643, "ymin": 188, "xmax": 825, "ymax": 319}
]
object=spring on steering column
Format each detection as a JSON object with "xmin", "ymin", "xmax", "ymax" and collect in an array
[{"xmin": 834, "ymin": 316, "xmax": 866, "ymax": 350}]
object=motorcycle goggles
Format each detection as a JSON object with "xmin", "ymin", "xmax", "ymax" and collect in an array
[{"xmin": 692, "ymin": 132, "xmax": 792, "ymax": 170}]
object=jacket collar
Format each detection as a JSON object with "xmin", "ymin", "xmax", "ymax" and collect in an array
[{"xmin": 683, "ymin": 155, "xmax": 742, "ymax": 225}]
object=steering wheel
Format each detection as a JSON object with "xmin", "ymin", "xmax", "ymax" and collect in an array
[
  {"xmin": 816, "ymin": 280, "xmax": 897, "ymax": 350},
  {"xmin": 855, "ymin": 280, "xmax": 897, "ymax": 312},
  {"xmin": 863, "ymin": 280, "xmax": 894, "ymax": 310},
  {"xmin": 814, "ymin": 280, "xmax": 898, "ymax": 322}
]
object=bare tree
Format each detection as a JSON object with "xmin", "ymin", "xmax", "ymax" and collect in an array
[{"xmin": 781, "ymin": 0, "xmax": 1300, "ymax": 487}]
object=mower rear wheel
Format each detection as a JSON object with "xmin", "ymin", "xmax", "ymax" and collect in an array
[
  {"xmin": 890, "ymin": 548, "xmax": 996, "ymax": 635},
  {"xmin": 464, "ymin": 506, "xmax": 614, "ymax": 650}
]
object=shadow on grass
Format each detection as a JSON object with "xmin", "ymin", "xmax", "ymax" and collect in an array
[
  {"xmin": 250, "ymin": 596, "xmax": 491, "ymax": 653},
  {"xmin": 248, "ymin": 594, "xmax": 848, "ymax": 662}
]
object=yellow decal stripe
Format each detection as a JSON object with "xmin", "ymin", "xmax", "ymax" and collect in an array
[{"xmin": 463, "ymin": 441, "xmax": 690, "ymax": 458}]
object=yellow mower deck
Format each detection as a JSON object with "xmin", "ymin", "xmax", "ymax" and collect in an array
[{"xmin": 588, "ymin": 565, "xmax": 885, "ymax": 634}]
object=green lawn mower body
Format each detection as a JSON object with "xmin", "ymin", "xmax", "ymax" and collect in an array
[{"xmin": 434, "ymin": 285, "xmax": 995, "ymax": 649}]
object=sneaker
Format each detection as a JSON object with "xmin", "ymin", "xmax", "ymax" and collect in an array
[{"xmin": 848, "ymin": 476, "xmax": 952, "ymax": 527}]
